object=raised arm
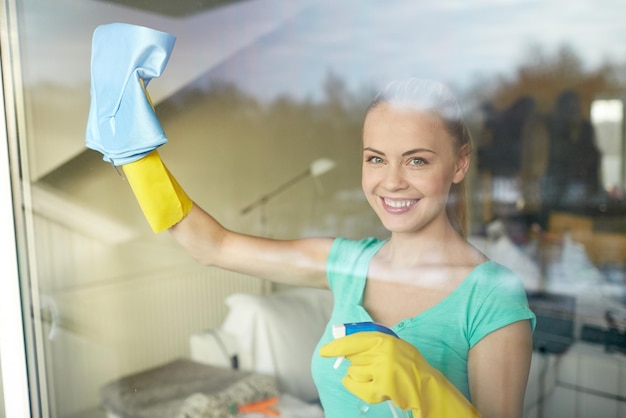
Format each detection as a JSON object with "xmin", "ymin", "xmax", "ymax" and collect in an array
[
  {"xmin": 121, "ymin": 149, "xmax": 332, "ymax": 287},
  {"xmin": 86, "ymin": 23, "xmax": 332, "ymax": 288},
  {"xmin": 168, "ymin": 203, "xmax": 332, "ymax": 287}
]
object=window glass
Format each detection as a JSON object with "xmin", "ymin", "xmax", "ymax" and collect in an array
[{"xmin": 11, "ymin": 0, "xmax": 626, "ymax": 416}]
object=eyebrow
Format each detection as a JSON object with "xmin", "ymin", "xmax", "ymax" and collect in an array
[{"xmin": 363, "ymin": 147, "xmax": 436, "ymax": 157}]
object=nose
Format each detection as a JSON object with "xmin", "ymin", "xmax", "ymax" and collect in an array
[{"xmin": 382, "ymin": 165, "xmax": 409, "ymax": 191}]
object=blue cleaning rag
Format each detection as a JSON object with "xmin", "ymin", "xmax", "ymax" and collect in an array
[{"xmin": 85, "ymin": 23, "xmax": 176, "ymax": 166}]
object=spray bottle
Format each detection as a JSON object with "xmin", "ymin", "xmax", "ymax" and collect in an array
[{"xmin": 331, "ymin": 321, "xmax": 410, "ymax": 418}]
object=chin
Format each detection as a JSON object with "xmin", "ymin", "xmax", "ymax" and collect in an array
[
  {"xmin": 378, "ymin": 210, "xmax": 444, "ymax": 235},
  {"xmin": 379, "ymin": 217, "xmax": 423, "ymax": 234}
]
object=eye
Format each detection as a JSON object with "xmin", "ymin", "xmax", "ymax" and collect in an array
[
  {"xmin": 408, "ymin": 157, "xmax": 426, "ymax": 167},
  {"xmin": 366, "ymin": 155, "xmax": 384, "ymax": 164}
]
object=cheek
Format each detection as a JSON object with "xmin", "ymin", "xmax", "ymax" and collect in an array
[
  {"xmin": 361, "ymin": 166, "xmax": 376, "ymax": 190},
  {"xmin": 410, "ymin": 171, "xmax": 451, "ymax": 195}
]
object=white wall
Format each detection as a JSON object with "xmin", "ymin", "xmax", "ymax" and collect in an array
[{"xmin": 32, "ymin": 210, "xmax": 268, "ymax": 417}]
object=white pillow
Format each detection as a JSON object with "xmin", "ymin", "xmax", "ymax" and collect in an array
[{"xmin": 220, "ymin": 287, "xmax": 333, "ymax": 403}]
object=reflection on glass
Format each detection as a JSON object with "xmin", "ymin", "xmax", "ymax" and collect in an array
[
  {"xmin": 7, "ymin": 0, "xmax": 626, "ymax": 416},
  {"xmin": 591, "ymin": 99, "xmax": 625, "ymax": 195}
]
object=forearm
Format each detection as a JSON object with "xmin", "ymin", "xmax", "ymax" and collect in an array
[
  {"xmin": 168, "ymin": 203, "xmax": 228, "ymax": 267},
  {"xmin": 121, "ymin": 150, "xmax": 228, "ymax": 266},
  {"xmin": 169, "ymin": 202, "xmax": 332, "ymax": 288},
  {"xmin": 121, "ymin": 150, "xmax": 192, "ymax": 233}
]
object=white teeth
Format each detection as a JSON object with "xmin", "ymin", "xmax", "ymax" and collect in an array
[{"xmin": 384, "ymin": 198, "xmax": 416, "ymax": 208}]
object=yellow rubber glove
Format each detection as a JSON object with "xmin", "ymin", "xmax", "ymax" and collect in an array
[
  {"xmin": 320, "ymin": 331, "xmax": 481, "ymax": 418},
  {"xmin": 122, "ymin": 150, "xmax": 193, "ymax": 233}
]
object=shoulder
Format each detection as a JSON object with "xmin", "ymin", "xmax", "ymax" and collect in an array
[
  {"xmin": 465, "ymin": 261, "xmax": 531, "ymax": 316},
  {"xmin": 472, "ymin": 261, "xmax": 526, "ymax": 288},
  {"xmin": 466, "ymin": 261, "xmax": 536, "ymax": 334},
  {"xmin": 329, "ymin": 236, "xmax": 385, "ymax": 257},
  {"xmin": 327, "ymin": 237, "xmax": 386, "ymax": 282}
]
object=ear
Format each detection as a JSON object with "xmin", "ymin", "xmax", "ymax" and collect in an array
[{"xmin": 452, "ymin": 144, "xmax": 471, "ymax": 184}]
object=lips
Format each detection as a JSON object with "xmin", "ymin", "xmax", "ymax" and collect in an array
[{"xmin": 381, "ymin": 197, "xmax": 419, "ymax": 212}]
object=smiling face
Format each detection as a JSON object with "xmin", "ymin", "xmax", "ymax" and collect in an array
[{"xmin": 362, "ymin": 102, "xmax": 469, "ymax": 235}]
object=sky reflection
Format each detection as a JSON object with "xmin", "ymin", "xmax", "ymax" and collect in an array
[{"xmin": 21, "ymin": 0, "xmax": 626, "ymax": 101}]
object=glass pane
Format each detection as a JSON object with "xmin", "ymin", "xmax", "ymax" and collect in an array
[
  {"xmin": 0, "ymin": 332, "xmax": 4, "ymax": 417},
  {"xmin": 0, "ymin": 367, "xmax": 3, "ymax": 418},
  {"xmin": 12, "ymin": 0, "xmax": 626, "ymax": 416}
]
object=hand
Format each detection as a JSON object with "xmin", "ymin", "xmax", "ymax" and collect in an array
[
  {"xmin": 86, "ymin": 23, "xmax": 176, "ymax": 166},
  {"xmin": 320, "ymin": 331, "xmax": 480, "ymax": 417},
  {"xmin": 85, "ymin": 23, "xmax": 191, "ymax": 233}
]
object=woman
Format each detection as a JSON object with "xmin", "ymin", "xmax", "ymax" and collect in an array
[{"xmin": 87, "ymin": 24, "xmax": 535, "ymax": 418}]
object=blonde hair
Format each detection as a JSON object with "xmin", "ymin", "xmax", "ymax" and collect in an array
[{"xmin": 366, "ymin": 78, "xmax": 472, "ymax": 237}]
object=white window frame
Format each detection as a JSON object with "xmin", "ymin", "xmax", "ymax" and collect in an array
[
  {"xmin": 0, "ymin": 62, "xmax": 31, "ymax": 417},
  {"xmin": 0, "ymin": 0, "xmax": 43, "ymax": 416}
]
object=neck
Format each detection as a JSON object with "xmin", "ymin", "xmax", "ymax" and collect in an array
[{"xmin": 383, "ymin": 221, "xmax": 466, "ymax": 268}]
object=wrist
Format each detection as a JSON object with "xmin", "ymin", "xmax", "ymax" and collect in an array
[{"xmin": 123, "ymin": 150, "xmax": 192, "ymax": 233}]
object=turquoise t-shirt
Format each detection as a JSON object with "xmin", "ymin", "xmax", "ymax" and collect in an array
[{"xmin": 311, "ymin": 237, "xmax": 536, "ymax": 418}]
